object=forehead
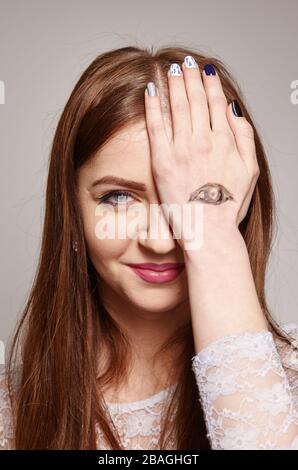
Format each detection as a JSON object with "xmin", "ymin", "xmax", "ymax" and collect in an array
[{"xmin": 83, "ymin": 120, "xmax": 151, "ymax": 178}]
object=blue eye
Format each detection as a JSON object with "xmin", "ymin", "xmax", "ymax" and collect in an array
[{"xmin": 98, "ymin": 190, "xmax": 135, "ymax": 207}]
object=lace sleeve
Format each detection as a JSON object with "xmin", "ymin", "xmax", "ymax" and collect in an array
[
  {"xmin": 191, "ymin": 329, "xmax": 298, "ymax": 449},
  {"xmin": 0, "ymin": 370, "xmax": 15, "ymax": 450}
]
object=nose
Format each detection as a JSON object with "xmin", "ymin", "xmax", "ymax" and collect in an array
[{"xmin": 136, "ymin": 204, "xmax": 178, "ymax": 254}]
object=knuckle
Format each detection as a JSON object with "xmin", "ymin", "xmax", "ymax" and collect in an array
[
  {"xmin": 173, "ymin": 101, "xmax": 189, "ymax": 115},
  {"xmin": 152, "ymin": 153, "xmax": 172, "ymax": 178},
  {"xmin": 238, "ymin": 120, "xmax": 255, "ymax": 139},
  {"xmin": 175, "ymin": 142, "xmax": 191, "ymax": 161},
  {"xmin": 216, "ymin": 130, "xmax": 234, "ymax": 149},
  {"xmin": 152, "ymin": 163, "xmax": 166, "ymax": 180},
  {"xmin": 209, "ymin": 94, "xmax": 227, "ymax": 108},
  {"xmin": 195, "ymin": 135, "xmax": 212, "ymax": 154},
  {"xmin": 148, "ymin": 121, "xmax": 164, "ymax": 137},
  {"xmin": 192, "ymin": 88, "xmax": 208, "ymax": 104}
]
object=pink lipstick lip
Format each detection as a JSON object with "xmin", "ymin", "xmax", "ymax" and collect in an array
[
  {"xmin": 127, "ymin": 263, "xmax": 185, "ymax": 272},
  {"xmin": 128, "ymin": 265, "xmax": 184, "ymax": 284}
]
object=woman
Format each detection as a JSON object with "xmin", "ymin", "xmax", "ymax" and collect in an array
[{"xmin": 1, "ymin": 45, "xmax": 298, "ymax": 450}]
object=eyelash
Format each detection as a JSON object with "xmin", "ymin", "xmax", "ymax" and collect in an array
[{"xmin": 97, "ymin": 190, "xmax": 135, "ymax": 206}]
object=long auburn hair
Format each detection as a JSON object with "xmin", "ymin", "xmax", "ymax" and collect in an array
[{"xmin": 6, "ymin": 45, "xmax": 295, "ymax": 449}]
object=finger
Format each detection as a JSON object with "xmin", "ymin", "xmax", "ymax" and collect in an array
[
  {"xmin": 144, "ymin": 83, "xmax": 171, "ymax": 176},
  {"xmin": 226, "ymin": 100, "xmax": 259, "ymax": 177},
  {"xmin": 202, "ymin": 64, "xmax": 231, "ymax": 133},
  {"xmin": 181, "ymin": 57, "xmax": 211, "ymax": 135},
  {"xmin": 167, "ymin": 64, "xmax": 192, "ymax": 144}
]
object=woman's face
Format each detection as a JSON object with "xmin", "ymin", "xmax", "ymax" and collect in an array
[{"xmin": 77, "ymin": 120, "xmax": 189, "ymax": 318}]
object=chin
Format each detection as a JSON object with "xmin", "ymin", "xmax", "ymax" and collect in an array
[{"xmin": 125, "ymin": 289, "xmax": 185, "ymax": 313}]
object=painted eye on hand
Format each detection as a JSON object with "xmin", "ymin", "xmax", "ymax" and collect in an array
[{"xmin": 188, "ymin": 183, "xmax": 234, "ymax": 205}]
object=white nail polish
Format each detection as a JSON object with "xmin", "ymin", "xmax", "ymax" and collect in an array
[
  {"xmin": 169, "ymin": 64, "xmax": 182, "ymax": 76},
  {"xmin": 184, "ymin": 56, "xmax": 198, "ymax": 68}
]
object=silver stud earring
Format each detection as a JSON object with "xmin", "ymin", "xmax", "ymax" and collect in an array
[{"xmin": 72, "ymin": 240, "xmax": 78, "ymax": 252}]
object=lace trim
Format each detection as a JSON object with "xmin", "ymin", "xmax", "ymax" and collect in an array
[
  {"xmin": 105, "ymin": 383, "xmax": 177, "ymax": 411},
  {"xmin": 191, "ymin": 329, "xmax": 298, "ymax": 449}
]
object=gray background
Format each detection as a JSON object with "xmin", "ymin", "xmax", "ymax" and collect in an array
[{"xmin": 0, "ymin": 0, "xmax": 297, "ymax": 358}]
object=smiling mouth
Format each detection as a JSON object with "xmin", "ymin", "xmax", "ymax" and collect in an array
[
  {"xmin": 127, "ymin": 262, "xmax": 185, "ymax": 271},
  {"xmin": 126, "ymin": 263, "xmax": 185, "ymax": 284}
]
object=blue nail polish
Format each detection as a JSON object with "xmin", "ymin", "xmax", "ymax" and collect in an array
[
  {"xmin": 169, "ymin": 63, "xmax": 182, "ymax": 76},
  {"xmin": 204, "ymin": 64, "xmax": 216, "ymax": 76},
  {"xmin": 147, "ymin": 82, "xmax": 156, "ymax": 96},
  {"xmin": 184, "ymin": 56, "xmax": 198, "ymax": 68}
]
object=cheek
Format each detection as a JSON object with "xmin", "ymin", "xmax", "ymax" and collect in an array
[
  {"xmin": 85, "ymin": 231, "xmax": 130, "ymax": 287},
  {"xmin": 80, "ymin": 201, "xmax": 139, "ymax": 273},
  {"xmin": 89, "ymin": 237, "xmax": 128, "ymax": 262},
  {"xmin": 82, "ymin": 210, "xmax": 131, "ymax": 270}
]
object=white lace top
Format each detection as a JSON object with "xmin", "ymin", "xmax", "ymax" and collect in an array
[{"xmin": 1, "ymin": 323, "xmax": 298, "ymax": 450}]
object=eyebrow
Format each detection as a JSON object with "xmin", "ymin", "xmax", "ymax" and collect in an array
[{"xmin": 89, "ymin": 176, "xmax": 147, "ymax": 191}]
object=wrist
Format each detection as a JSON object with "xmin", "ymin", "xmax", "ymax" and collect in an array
[{"xmin": 182, "ymin": 217, "xmax": 246, "ymax": 262}]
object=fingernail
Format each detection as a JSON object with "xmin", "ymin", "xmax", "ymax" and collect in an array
[
  {"xmin": 147, "ymin": 82, "xmax": 156, "ymax": 97},
  {"xmin": 169, "ymin": 64, "xmax": 183, "ymax": 76},
  {"xmin": 203, "ymin": 64, "xmax": 216, "ymax": 76},
  {"xmin": 232, "ymin": 99, "xmax": 243, "ymax": 117},
  {"xmin": 184, "ymin": 56, "xmax": 198, "ymax": 68}
]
